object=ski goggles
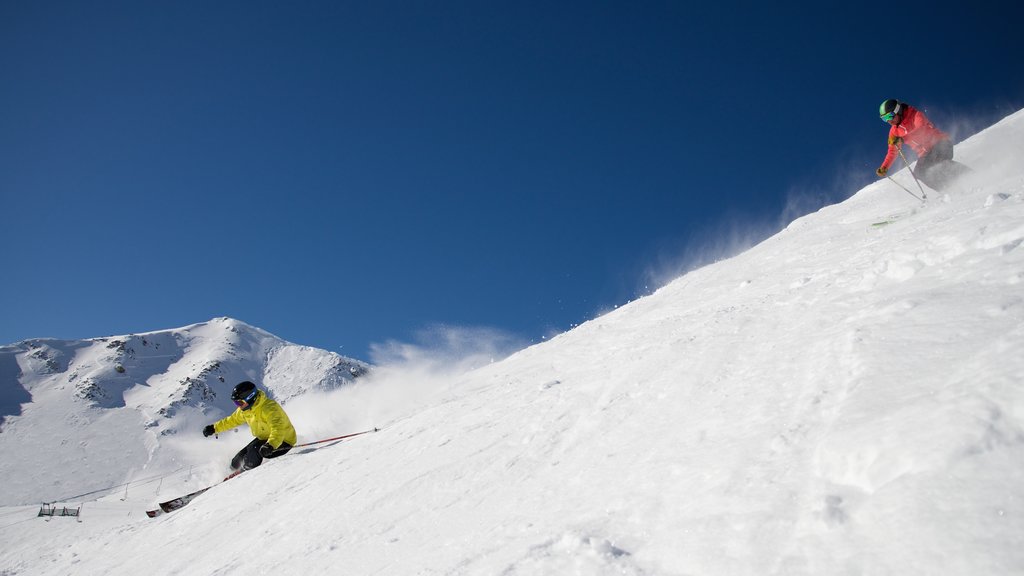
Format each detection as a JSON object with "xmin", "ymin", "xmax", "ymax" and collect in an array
[
  {"xmin": 880, "ymin": 103, "xmax": 901, "ymax": 123},
  {"xmin": 233, "ymin": 389, "xmax": 258, "ymax": 407}
]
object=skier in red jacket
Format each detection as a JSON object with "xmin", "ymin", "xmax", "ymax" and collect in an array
[{"xmin": 876, "ymin": 99, "xmax": 968, "ymax": 191}]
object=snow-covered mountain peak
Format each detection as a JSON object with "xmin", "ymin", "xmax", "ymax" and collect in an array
[{"xmin": 0, "ymin": 317, "xmax": 368, "ymax": 505}]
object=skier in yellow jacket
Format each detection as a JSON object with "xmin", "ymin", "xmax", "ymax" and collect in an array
[{"xmin": 203, "ymin": 381, "xmax": 297, "ymax": 471}]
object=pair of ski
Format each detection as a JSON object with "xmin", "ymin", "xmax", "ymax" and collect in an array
[
  {"xmin": 145, "ymin": 469, "xmax": 243, "ymax": 517},
  {"xmin": 145, "ymin": 427, "xmax": 380, "ymax": 518}
]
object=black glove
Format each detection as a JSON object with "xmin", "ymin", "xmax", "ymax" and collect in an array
[
  {"xmin": 259, "ymin": 442, "xmax": 275, "ymax": 458},
  {"xmin": 203, "ymin": 425, "xmax": 215, "ymax": 437},
  {"xmin": 876, "ymin": 166, "xmax": 888, "ymax": 177}
]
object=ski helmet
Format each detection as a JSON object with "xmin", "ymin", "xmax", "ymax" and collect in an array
[
  {"xmin": 231, "ymin": 381, "xmax": 259, "ymax": 409},
  {"xmin": 879, "ymin": 99, "xmax": 901, "ymax": 122}
]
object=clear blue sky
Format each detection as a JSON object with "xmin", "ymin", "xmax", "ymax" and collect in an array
[{"xmin": 2, "ymin": 1, "xmax": 1022, "ymax": 361}]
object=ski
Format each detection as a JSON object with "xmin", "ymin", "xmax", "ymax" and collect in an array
[
  {"xmin": 146, "ymin": 470, "xmax": 243, "ymax": 518},
  {"xmin": 144, "ymin": 428, "xmax": 378, "ymax": 517},
  {"xmin": 870, "ymin": 205, "xmax": 925, "ymax": 228}
]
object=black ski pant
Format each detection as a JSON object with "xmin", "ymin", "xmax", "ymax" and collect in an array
[
  {"xmin": 917, "ymin": 139, "xmax": 970, "ymax": 191},
  {"xmin": 231, "ymin": 437, "xmax": 293, "ymax": 471}
]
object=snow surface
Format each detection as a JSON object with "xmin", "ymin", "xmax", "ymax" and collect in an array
[{"xmin": 2, "ymin": 110, "xmax": 1024, "ymax": 575}]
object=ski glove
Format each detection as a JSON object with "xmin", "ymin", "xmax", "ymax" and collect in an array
[
  {"xmin": 203, "ymin": 424, "xmax": 215, "ymax": 437},
  {"xmin": 876, "ymin": 166, "xmax": 888, "ymax": 177},
  {"xmin": 888, "ymin": 136, "xmax": 903, "ymax": 147},
  {"xmin": 259, "ymin": 442, "xmax": 275, "ymax": 458}
]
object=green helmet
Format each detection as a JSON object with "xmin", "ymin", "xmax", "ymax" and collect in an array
[{"xmin": 879, "ymin": 99, "xmax": 901, "ymax": 122}]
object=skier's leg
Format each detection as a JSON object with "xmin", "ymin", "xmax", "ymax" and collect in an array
[
  {"xmin": 917, "ymin": 140, "xmax": 955, "ymax": 190},
  {"xmin": 243, "ymin": 438, "xmax": 265, "ymax": 469},
  {"xmin": 264, "ymin": 442, "xmax": 293, "ymax": 460},
  {"xmin": 231, "ymin": 438, "xmax": 265, "ymax": 471},
  {"xmin": 230, "ymin": 446, "xmax": 247, "ymax": 471}
]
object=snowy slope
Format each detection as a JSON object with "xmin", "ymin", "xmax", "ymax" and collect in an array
[
  {"xmin": 0, "ymin": 317, "xmax": 368, "ymax": 506},
  {"xmin": 2, "ymin": 109, "xmax": 1023, "ymax": 575}
]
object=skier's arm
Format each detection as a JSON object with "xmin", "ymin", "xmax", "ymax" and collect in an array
[
  {"xmin": 213, "ymin": 409, "xmax": 244, "ymax": 434},
  {"xmin": 891, "ymin": 121, "xmax": 910, "ymax": 139},
  {"xmin": 880, "ymin": 129, "xmax": 900, "ymax": 171},
  {"xmin": 881, "ymin": 111, "xmax": 917, "ymax": 171}
]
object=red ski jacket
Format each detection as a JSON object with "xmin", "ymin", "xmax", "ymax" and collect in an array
[{"xmin": 881, "ymin": 104, "xmax": 949, "ymax": 170}]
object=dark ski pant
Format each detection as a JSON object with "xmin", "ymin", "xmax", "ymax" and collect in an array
[
  {"xmin": 917, "ymin": 139, "xmax": 970, "ymax": 191},
  {"xmin": 231, "ymin": 437, "xmax": 293, "ymax": 471}
]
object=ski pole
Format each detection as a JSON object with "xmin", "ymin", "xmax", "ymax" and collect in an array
[
  {"xmin": 886, "ymin": 176, "xmax": 924, "ymax": 203},
  {"xmin": 897, "ymin": 146, "xmax": 928, "ymax": 200},
  {"xmin": 293, "ymin": 427, "xmax": 379, "ymax": 448}
]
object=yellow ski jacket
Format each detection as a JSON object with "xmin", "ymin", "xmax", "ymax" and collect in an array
[{"xmin": 213, "ymin": 391, "xmax": 297, "ymax": 449}]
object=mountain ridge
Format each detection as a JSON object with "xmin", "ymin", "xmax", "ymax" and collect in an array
[{"xmin": 0, "ymin": 316, "xmax": 369, "ymax": 505}]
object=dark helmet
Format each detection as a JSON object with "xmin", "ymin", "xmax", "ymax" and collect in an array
[
  {"xmin": 230, "ymin": 381, "xmax": 259, "ymax": 409},
  {"xmin": 879, "ymin": 99, "xmax": 902, "ymax": 122}
]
